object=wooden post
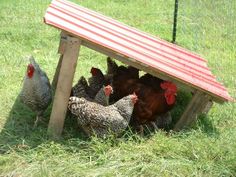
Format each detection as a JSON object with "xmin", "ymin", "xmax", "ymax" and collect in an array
[
  {"xmin": 174, "ymin": 91, "xmax": 212, "ymax": 131},
  {"xmin": 48, "ymin": 35, "xmax": 81, "ymax": 139},
  {"xmin": 52, "ymin": 54, "xmax": 63, "ymax": 91},
  {"xmin": 52, "ymin": 32, "xmax": 68, "ymax": 90}
]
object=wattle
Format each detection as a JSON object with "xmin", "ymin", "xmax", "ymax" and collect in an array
[{"xmin": 164, "ymin": 92, "xmax": 176, "ymax": 105}]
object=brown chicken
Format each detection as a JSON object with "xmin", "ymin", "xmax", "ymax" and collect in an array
[
  {"xmin": 139, "ymin": 73, "xmax": 163, "ymax": 90},
  {"xmin": 131, "ymin": 81, "xmax": 176, "ymax": 132},
  {"xmin": 108, "ymin": 59, "xmax": 139, "ymax": 103},
  {"xmin": 87, "ymin": 67, "xmax": 106, "ymax": 98},
  {"xmin": 110, "ymin": 62, "xmax": 177, "ymax": 133}
]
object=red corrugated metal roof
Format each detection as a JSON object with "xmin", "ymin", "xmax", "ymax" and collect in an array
[{"xmin": 44, "ymin": 0, "xmax": 233, "ymax": 102}]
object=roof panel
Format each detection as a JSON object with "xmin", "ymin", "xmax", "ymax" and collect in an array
[{"xmin": 44, "ymin": 0, "xmax": 233, "ymax": 102}]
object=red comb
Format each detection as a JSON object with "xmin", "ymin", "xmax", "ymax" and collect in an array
[
  {"xmin": 164, "ymin": 90, "xmax": 176, "ymax": 105},
  {"xmin": 90, "ymin": 67, "xmax": 98, "ymax": 76},
  {"xmin": 160, "ymin": 81, "xmax": 177, "ymax": 93},
  {"xmin": 27, "ymin": 64, "xmax": 35, "ymax": 78},
  {"xmin": 131, "ymin": 92, "xmax": 138, "ymax": 104},
  {"xmin": 104, "ymin": 85, "xmax": 113, "ymax": 96},
  {"xmin": 161, "ymin": 81, "xmax": 177, "ymax": 105}
]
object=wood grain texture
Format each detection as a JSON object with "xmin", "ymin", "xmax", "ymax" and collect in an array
[
  {"xmin": 48, "ymin": 35, "xmax": 81, "ymax": 139},
  {"xmin": 174, "ymin": 91, "xmax": 212, "ymax": 131}
]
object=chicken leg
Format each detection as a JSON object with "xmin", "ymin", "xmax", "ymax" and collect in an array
[
  {"xmin": 34, "ymin": 111, "xmax": 45, "ymax": 128},
  {"xmin": 150, "ymin": 121, "xmax": 158, "ymax": 131}
]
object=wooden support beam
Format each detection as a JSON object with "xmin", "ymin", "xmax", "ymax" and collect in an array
[
  {"xmin": 174, "ymin": 91, "xmax": 213, "ymax": 131},
  {"xmin": 48, "ymin": 35, "xmax": 81, "ymax": 139},
  {"xmin": 52, "ymin": 54, "xmax": 63, "ymax": 91},
  {"xmin": 52, "ymin": 32, "xmax": 68, "ymax": 91}
]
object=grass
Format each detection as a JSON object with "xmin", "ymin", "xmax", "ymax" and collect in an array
[{"xmin": 0, "ymin": 0, "xmax": 235, "ymax": 176}]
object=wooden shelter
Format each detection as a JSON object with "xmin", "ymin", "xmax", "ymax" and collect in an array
[{"xmin": 44, "ymin": 0, "xmax": 233, "ymax": 139}]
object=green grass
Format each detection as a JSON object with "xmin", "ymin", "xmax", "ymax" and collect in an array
[{"xmin": 0, "ymin": 0, "xmax": 235, "ymax": 176}]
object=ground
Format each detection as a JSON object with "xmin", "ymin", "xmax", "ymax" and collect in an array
[{"xmin": 0, "ymin": 0, "xmax": 235, "ymax": 176}]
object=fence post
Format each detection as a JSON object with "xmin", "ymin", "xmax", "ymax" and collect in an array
[{"xmin": 172, "ymin": 0, "xmax": 179, "ymax": 43}]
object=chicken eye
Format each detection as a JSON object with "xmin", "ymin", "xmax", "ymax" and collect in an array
[{"xmin": 72, "ymin": 104, "xmax": 78, "ymax": 110}]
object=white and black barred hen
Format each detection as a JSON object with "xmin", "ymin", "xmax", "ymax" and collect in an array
[
  {"xmin": 71, "ymin": 76, "xmax": 113, "ymax": 106},
  {"xmin": 20, "ymin": 56, "xmax": 52, "ymax": 127},
  {"xmin": 68, "ymin": 93, "xmax": 138, "ymax": 138},
  {"xmin": 71, "ymin": 76, "xmax": 90, "ymax": 99},
  {"xmin": 87, "ymin": 67, "xmax": 106, "ymax": 98}
]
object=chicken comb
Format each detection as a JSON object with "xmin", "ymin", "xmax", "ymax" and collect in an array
[
  {"xmin": 104, "ymin": 85, "xmax": 113, "ymax": 96},
  {"xmin": 160, "ymin": 81, "xmax": 177, "ymax": 105},
  {"xmin": 90, "ymin": 67, "xmax": 99, "ymax": 76},
  {"xmin": 160, "ymin": 81, "xmax": 177, "ymax": 93},
  {"xmin": 27, "ymin": 63, "xmax": 35, "ymax": 78},
  {"xmin": 131, "ymin": 92, "xmax": 138, "ymax": 104}
]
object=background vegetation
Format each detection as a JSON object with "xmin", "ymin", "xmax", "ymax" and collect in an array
[{"xmin": 0, "ymin": 0, "xmax": 235, "ymax": 176}]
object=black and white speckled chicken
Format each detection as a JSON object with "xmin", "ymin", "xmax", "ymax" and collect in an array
[
  {"xmin": 93, "ymin": 85, "xmax": 113, "ymax": 106},
  {"xmin": 87, "ymin": 67, "xmax": 106, "ymax": 98},
  {"xmin": 71, "ymin": 76, "xmax": 112, "ymax": 106},
  {"xmin": 71, "ymin": 76, "xmax": 89, "ymax": 98},
  {"xmin": 20, "ymin": 56, "xmax": 52, "ymax": 127},
  {"xmin": 68, "ymin": 93, "xmax": 138, "ymax": 138}
]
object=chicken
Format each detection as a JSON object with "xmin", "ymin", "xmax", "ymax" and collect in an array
[
  {"xmin": 108, "ymin": 59, "xmax": 140, "ymax": 103},
  {"xmin": 94, "ymin": 85, "xmax": 113, "ymax": 106},
  {"xmin": 87, "ymin": 67, "xmax": 106, "ymax": 98},
  {"xmin": 155, "ymin": 112, "xmax": 172, "ymax": 129},
  {"xmin": 139, "ymin": 73, "xmax": 163, "ymax": 90},
  {"xmin": 110, "ymin": 68, "xmax": 177, "ymax": 133},
  {"xmin": 106, "ymin": 57, "xmax": 119, "ymax": 76},
  {"xmin": 106, "ymin": 57, "xmax": 139, "ymax": 86},
  {"xmin": 68, "ymin": 93, "xmax": 138, "ymax": 138},
  {"xmin": 106, "ymin": 57, "xmax": 139, "ymax": 79},
  {"xmin": 71, "ymin": 76, "xmax": 89, "ymax": 99},
  {"xmin": 71, "ymin": 76, "xmax": 113, "ymax": 106},
  {"xmin": 131, "ymin": 81, "xmax": 176, "ymax": 133},
  {"xmin": 127, "ymin": 65, "xmax": 139, "ymax": 80},
  {"xmin": 19, "ymin": 56, "xmax": 52, "ymax": 127},
  {"xmin": 141, "ymin": 112, "xmax": 172, "ymax": 133}
]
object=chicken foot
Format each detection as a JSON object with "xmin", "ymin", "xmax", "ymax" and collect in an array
[{"xmin": 136, "ymin": 125, "xmax": 144, "ymax": 137}]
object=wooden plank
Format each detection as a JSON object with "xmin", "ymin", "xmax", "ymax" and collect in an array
[
  {"xmin": 52, "ymin": 54, "xmax": 63, "ymax": 91},
  {"xmin": 173, "ymin": 91, "xmax": 212, "ymax": 131},
  {"xmin": 202, "ymin": 100, "xmax": 213, "ymax": 114},
  {"xmin": 58, "ymin": 31, "xmax": 68, "ymax": 54},
  {"xmin": 48, "ymin": 35, "xmax": 81, "ymax": 139},
  {"xmin": 52, "ymin": 32, "xmax": 68, "ymax": 91}
]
